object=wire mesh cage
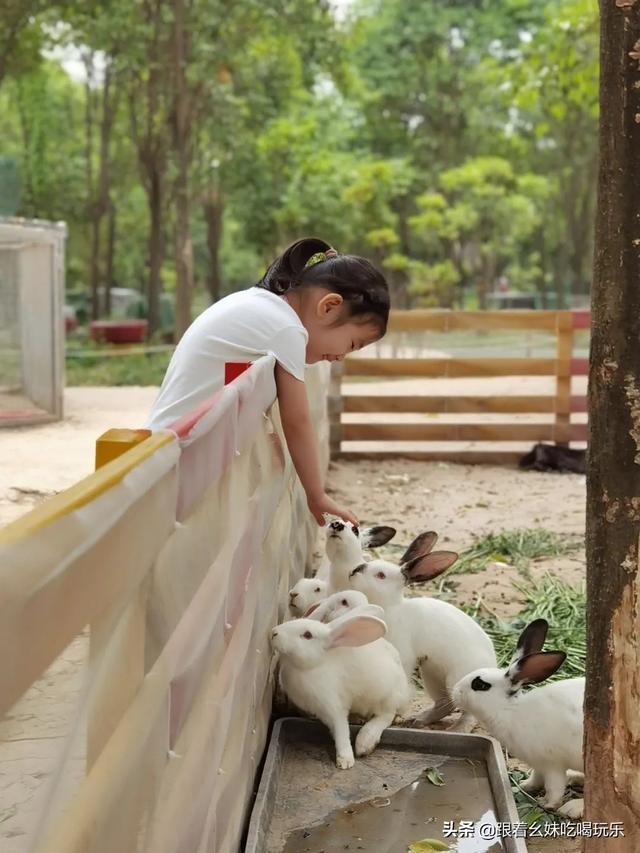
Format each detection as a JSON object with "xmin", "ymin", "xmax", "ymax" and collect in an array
[{"xmin": 0, "ymin": 217, "xmax": 66, "ymax": 426}]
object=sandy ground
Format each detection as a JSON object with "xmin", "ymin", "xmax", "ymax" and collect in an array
[
  {"xmin": 0, "ymin": 386, "xmax": 585, "ymax": 852},
  {"xmin": 0, "ymin": 386, "xmax": 158, "ymax": 526}
]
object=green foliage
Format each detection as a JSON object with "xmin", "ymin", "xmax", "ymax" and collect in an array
[
  {"xmin": 463, "ymin": 573, "xmax": 586, "ymax": 679},
  {"xmin": 0, "ymin": 155, "xmax": 20, "ymax": 214},
  {"xmin": 65, "ymin": 351, "xmax": 172, "ymax": 386},
  {"xmin": 409, "ymin": 157, "xmax": 549, "ymax": 305},
  {"xmin": 451, "ymin": 528, "xmax": 583, "ymax": 577},
  {"xmin": 0, "ymin": 0, "xmax": 599, "ymax": 317}
]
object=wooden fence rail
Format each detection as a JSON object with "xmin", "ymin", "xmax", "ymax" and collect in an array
[{"xmin": 330, "ymin": 309, "xmax": 590, "ymax": 465}]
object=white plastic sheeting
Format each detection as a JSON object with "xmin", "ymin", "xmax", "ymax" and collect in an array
[{"xmin": 0, "ymin": 356, "xmax": 329, "ymax": 853}]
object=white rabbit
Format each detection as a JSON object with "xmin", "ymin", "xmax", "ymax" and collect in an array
[
  {"xmin": 288, "ymin": 577, "xmax": 327, "ymax": 617},
  {"xmin": 325, "ymin": 520, "xmax": 396, "ymax": 593},
  {"xmin": 348, "ymin": 530, "xmax": 496, "ymax": 729},
  {"xmin": 271, "ymin": 610, "xmax": 411, "ymax": 768},
  {"xmin": 306, "ymin": 589, "xmax": 380, "ymax": 623},
  {"xmin": 452, "ymin": 618, "xmax": 584, "ymax": 819}
]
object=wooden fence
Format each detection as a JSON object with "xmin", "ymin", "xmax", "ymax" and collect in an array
[
  {"xmin": 329, "ymin": 309, "xmax": 590, "ymax": 465},
  {"xmin": 0, "ymin": 356, "xmax": 329, "ymax": 853}
]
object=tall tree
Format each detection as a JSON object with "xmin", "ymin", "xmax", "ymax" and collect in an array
[
  {"xmin": 409, "ymin": 157, "xmax": 547, "ymax": 308},
  {"xmin": 494, "ymin": 0, "xmax": 599, "ymax": 302},
  {"xmin": 584, "ymin": 1, "xmax": 640, "ymax": 849},
  {"xmin": 169, "ymin": 0, "xmax": 194, "ymax": 338},
  {"xmin": 0, "ymin": 0, "xmax": 45, "ymax": 86},
  {"xmin": 126, "ymin": 0, "xmax": 170, "ymax": 337},
  {"xmin": 82, "ymin": 51, "xmax": 119, "ymax": 319}
]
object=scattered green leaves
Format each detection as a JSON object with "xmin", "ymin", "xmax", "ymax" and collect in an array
[
  {"xmin": 424, "ymin": 768, "xmax": 445, "ymax": 787},
  {"xmin": 463, "ymin": 574, "xmax": 586, "ymax": 679},
  {"xmin": 408, "ymin": 839, "xmax": 450, "ymax": 853},
  {"xmin": 509, "ymin": 768, "xmax": 581, "ymax": 828},
  {"xmin": 449, "ymin": 528, "xmax": 583, "ymax": 578}
]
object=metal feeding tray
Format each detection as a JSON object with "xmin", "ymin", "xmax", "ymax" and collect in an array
[{"xmin": 245, "ymin": 717, "xmax": 527, "ymax": 853}]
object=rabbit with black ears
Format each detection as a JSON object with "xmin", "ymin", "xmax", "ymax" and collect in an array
[
  {"xmin": 271, "ymin": 607, "xmax": 411, "ymax": 768},
  {"xmin": 324, "ymin": 520, "xmax": 396, "ymax": 592},
  {"xmin": 452, "ymin": 618, "xmax": 584, "ymax": 818},
  {"xmin": 347, "ymin": 530, "xmax": 497, "ymax": 729}
]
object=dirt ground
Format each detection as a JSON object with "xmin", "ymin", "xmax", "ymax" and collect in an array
[
  {"xmin": 326, "ymin": 455, "xmax": 585, "ymax": 617},
  {"xmin": 0, "ymin": 386, "xmax": 586, "ymax": 852}
]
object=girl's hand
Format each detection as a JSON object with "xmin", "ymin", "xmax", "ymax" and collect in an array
[{"xmin": 308, "ymin": 492, "xmax": 359, "ymax": 527}]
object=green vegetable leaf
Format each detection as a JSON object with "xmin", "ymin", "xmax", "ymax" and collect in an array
[
  {"xmin": 408, "ymin": 839, "xmax": 450, "ymax": 852},
  {"xmin": 424, "ymin": 768, "xmax": 445, "ymax": 786}
]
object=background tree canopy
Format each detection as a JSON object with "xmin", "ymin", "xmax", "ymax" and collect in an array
[{"xmin": 0, "ymin": 0, "xmax": 598, "ymax": 335}]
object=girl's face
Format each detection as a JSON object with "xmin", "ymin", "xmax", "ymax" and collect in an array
[{"xmin": 297, "ymin": 291, "xmax": 382, "ymax": 364}]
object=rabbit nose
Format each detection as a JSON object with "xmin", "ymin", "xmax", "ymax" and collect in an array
[
  {"xmin": 271, "ymin": 629, "xmax": 278, "ymax": 639},
  {"xmin": 289, "ymin": 592, "xmax": 297, "ymax": 599}
]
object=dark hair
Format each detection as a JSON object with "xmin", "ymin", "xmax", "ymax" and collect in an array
[{"xmin": 256, "ymin": 237, "xmax": 390, "ymax": 336}]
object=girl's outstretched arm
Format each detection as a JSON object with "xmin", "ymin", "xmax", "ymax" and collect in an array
[{"xmin": 275, "ymin": 364, "xmax": 358, "ymax": 526}]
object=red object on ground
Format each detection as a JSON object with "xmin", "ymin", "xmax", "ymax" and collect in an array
[
  {"xmin": 65, "ymin": 314, "xmax": 77, "ymax": 333},
  {"xmin": 224, "ymin": 362, "xmax": 251, "ymax": 385},
  {"xmin": 89, "ymin": 320, "xmax": 148, "ymax": 344}
]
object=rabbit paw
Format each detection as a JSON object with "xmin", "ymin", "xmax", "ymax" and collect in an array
[
  {"xmin": 566, "ymin": 770, "xmax": 584, "ymax": 788},
  {"xmin": 520, "ymin": 770, "xmax": 544, "ymax": 794},
  {"xmin": 336, "ymin": 752, "xmax": 355, "ymax": 769},
  {"xmin": 558, "ymin": 798, "xmax": 584, "ymax": 820},
  {"xmin": 355, "ymin": 729, "xmax": 380, "ymax": 757}
]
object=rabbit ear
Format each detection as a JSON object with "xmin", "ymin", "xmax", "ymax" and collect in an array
[
  {"xmin": 304, "ymin": 602, "xmax": 323, "ymax": 619},
  {"xmin": 509, "ymin": 651, "xmax": 566, "ymax": 686},
  {"xmin": 327, "ymin": 614, "xmax": 387, "ymax": 648},
  {"xmin": 510, "ymin": 619, "xmax": 549, "ymax": 665},
  {"xmin": 348, "ymin": 603, "xmax": 386, "ymax": 621},
  {"xmin": 361, "ymin": 526, "xmax": 397, "ymax": 548},
  {"xmin": 402, "ymin": 550, "xmax": 458, "ymax": 583},
  {"xmin": 400, "ymin": 531, "xmax": 438, "ymax": 565}
]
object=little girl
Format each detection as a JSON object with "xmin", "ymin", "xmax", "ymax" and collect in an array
[{"xmin": 146, "ymin": 237, "xmax": 390, "ymax": 525}]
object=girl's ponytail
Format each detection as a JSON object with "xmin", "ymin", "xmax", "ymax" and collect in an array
[{"xmin": 257, "ymin": 237, "xmax": 332, "ymax": 295}]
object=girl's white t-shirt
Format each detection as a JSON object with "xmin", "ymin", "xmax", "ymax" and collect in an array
[{"xmin": 146, "ymin": 287, "xmax": 308, "ymax": 429}]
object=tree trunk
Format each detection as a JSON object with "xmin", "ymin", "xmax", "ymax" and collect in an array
[
  {"xmin": 105, "ymin": 202, "xmax": 116, "ymax": 316},
  {"xmin": 174, "ymin": 153, "xmax": 194, "ymax": 338},
  {"xmin": 86, "ymin": 59, "xmax": 116, "ymax": 321},
  {"xmin": 171, "ymin": 0, "xmax": 194, "ymax": 340},
  {"xmin": 203, "ymin": 185, "xmax": 224, "ymax": 304},
  {"xmin": 0, "ymin": 11, "xmax": 29, "ymax": 88},
  {"xmin": 147, "ymin": 168, "xmax": 164, "ymax": 338},
  {"xmin": 127, "ymin": 0, "xmax": 169, "ymax": 339},
  {"xmin": 536, "ymin": 225, "xmax": 549, "ymax": 308},
  {"xmin": 96, "ymin": 65, "xmax": 117, "ymax": 317},
  {"xmin": 15, "ymin": 77, "xmax": 36, "ymax": 212},
  {"xmin": 83, "ymin": 53, "xmax": 99, "ymax": 320},
  {"xmin": 584, "ymin": 3, "xmax": 640, "ymax": 850}
]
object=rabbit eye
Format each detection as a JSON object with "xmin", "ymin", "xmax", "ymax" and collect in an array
[
  {"xmin": 376, "ymin": 571, "xmax": 386, "ymax": 579},
  {"xmin": 314, "ymin": 587, "xmax": 321, "ymax": 592},
  {"xmin": 302, "ymin": 630, "xmax": 313, "ymax": 639},
  {"xmin": 352, "ymin": 525, "xmax": 359, "ymax": 537},
  {"xmin": 471, "ymin": 676, "xmax": 491, "ymax": 692},
  {"xmin": 341, "ymin": 598, "xmax": 348, "ymax": 605}
]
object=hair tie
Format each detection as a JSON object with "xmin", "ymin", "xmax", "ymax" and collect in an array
[{"xmin": 304, "ymin": 247, "xmax": 338, "ymax": 268}]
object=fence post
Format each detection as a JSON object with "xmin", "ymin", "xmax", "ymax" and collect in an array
[
  {"xmin": 554, "ymin": 311, "xmax": 573, "ymax": 446},
  {"xmin": 328, "ymin": 361, "xmax": 343, "ymax": 458},
  {"xmin": 87, "ymin": 429, "xmax": 152, "ymax": 769}
]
